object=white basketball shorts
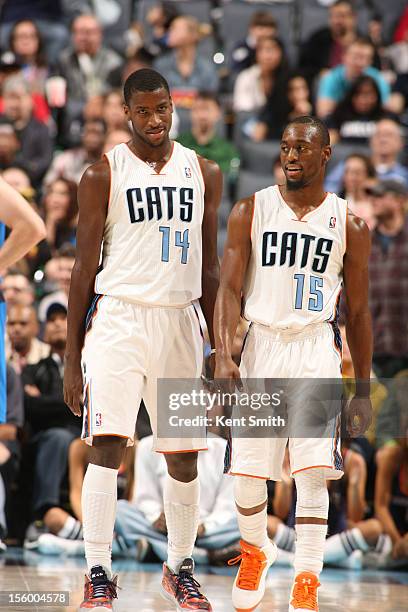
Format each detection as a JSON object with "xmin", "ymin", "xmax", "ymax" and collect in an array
[
  {"xmin": 225, "ymin": 321, "xmax": 343, "ymax": 481},
  {"xmin": 81, "ymin": 294, "xmax": 206, "ymax": 452}
]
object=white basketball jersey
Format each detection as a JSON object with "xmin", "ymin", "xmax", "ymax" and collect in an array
[
  {"xmin": 243, "ymin": 185, "xmax": 347, "ymax": 330},
  {"xmin": 95, "ymin": 142, "xmax": 205, "ymax": 307}
]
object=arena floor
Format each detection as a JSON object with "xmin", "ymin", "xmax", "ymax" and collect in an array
[{"xmin": 0, "ymin": 550, "xmax": 407, "ymax": 612}]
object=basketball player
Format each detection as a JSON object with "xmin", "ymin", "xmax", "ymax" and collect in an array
[
  {"xmin": 214, "ymin": 116, "xmax": 372, "ymax": 611},
  {"xmin": 63, "ymin": 69, "xmax": 221, "ymax": 611},
  {"xmin": 0, "ymin": 176, "xmax": 45, "ymax": 423}
]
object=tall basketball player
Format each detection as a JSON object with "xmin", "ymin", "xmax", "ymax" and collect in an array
[
  {"xmin": 214, "ymin": 116, "xmax": 372, "ymax": 612},
  {"xmin": 0, "ymin": 176, "xmax": 45, "ymax": 423},
  {"xmin": 63, "ymin": 69, "xmax": 221, "ymax": 611}
]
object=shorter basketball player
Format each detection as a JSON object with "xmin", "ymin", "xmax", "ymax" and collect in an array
[
  {"xmin": 0, "ymin": 176, "xmax": 45, "ymax": 422},
  {"xmin": 214, "ymin": 116, "xmax": 372, "ymax": 611}
]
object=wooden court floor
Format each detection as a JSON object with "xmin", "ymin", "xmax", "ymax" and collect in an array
[{"xmin": 0, "ymin": 550, "xmax": 407, "ymax": 611}]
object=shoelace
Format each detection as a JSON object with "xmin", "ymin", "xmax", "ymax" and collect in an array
[
  {"xmin": 228, "ymin": 550, "xmax": 264, "ymax": 589},
  {"xmin": 88, "ymin": 578, "xmax": 118, "ymax": 601},
  {"xmin": 177, "ymin": 572, "xmax": 206, "ymax": 601},
  {"xmin": 292, "ymin": 580, "xmax": 319, "ymax": 609}
]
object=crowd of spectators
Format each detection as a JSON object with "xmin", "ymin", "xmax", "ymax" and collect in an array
[{"xmin": 0, "ymin": 0, "xmax": 406, "ymax": 568}]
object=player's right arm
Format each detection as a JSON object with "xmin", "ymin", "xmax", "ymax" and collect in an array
[
  {"xmin": 0, "ymin": 176, "xmax": 46, "ymax": 271},
  {"xmin": 214, "ymin": 196, "xmax": 253, "ymax": 381},
  {"xmin": 64, "ymin": 160, "xmax": 110, "ymax": 416}
]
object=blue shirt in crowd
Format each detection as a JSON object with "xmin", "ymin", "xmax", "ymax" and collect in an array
[{"xmin": 318, "ymin": 66, "xmax": 390, "ymax": 104}]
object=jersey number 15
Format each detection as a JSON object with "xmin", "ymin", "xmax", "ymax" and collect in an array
[{"xmin": 294, "ymin": 273, "xmax": 323, "ymax": 312}]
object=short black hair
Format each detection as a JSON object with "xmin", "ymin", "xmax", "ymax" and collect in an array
[
  {"xmin": 332, "ymin": 0, "xmax": 354, "ymax": 11},
  {"xmin": 123, "ymin": 68, "xmax": 170, "ymax": 105},
  {"xmin": 284, "ymin": 116, "xmax": 330, "ymax": 147},
  {"xmin": 195, "ymin": 90, "xmax": 220, "ymax": 106}
]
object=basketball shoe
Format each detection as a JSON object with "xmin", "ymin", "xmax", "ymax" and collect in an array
[
  {"xmin": 79, "ymin": 565, "xmax": 118, "ymax": 611},
  {"xmin": 162, "ymin": 557, "xmax": 212, "ymax": 610},
  {"xmin": 289, "ymin": 571, "xmax": 320, "ymax": 611},
  {"xmin": 229, "ymin": 539, "xmax": 277, "ymax": 611}
]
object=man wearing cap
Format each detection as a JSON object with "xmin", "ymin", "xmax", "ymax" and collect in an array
[
  {"xmin": 368, "ymin": 180, "xmax": 408, "ymax": 379},
  {"xmin": 22, "ymin": 302, "xmax": 81, "ymax": 543}
]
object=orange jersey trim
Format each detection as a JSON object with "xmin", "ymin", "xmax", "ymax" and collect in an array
[
  {"xmin": 155, "ymin": 447, "xmax": 208, "ymax": 454},
  {"xmin": 229, "ymin": 471, "xmax": 269, "ymax": 480}
]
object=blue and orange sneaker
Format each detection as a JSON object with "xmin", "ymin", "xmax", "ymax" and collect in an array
[
  {"xmin": 162, "ymin": 557, "xmax": 212, "ymax": 611},
  {"xmin": 79, "ymin": 565, "xmax": 118, "ymax": 611}
]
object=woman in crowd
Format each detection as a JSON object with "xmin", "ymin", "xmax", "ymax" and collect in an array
[
  {"xmin": 42, "ymin": 179, "xmax": 78, "ymax": 253},
  {"xmin": 9, "ymin": 20, "xmax": 50, "ymax": 96},
  {"xmin": 327, "ymin": 75, "xmax": 397, "ymax": 144},
  {"xmin": 339, "ymin": 154, "xmax": 377, "ymax": 229}
]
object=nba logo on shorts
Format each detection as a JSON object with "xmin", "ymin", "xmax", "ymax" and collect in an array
[
  {"xmin": 184, "ymin": 167, "xmax": 192, "ymax": 178},
  {"xmin": 95, "ymin": 413, "xmax": 102, "ymax": 427},
  {"xmin": 329, "ymin": 216, "xmax": 336, "ymax": 228}
]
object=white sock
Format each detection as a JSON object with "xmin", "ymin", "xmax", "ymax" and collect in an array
[
  {"xmin": 237, "ymin": 506, "xmax": 269, "ymax": 549},
  {"xmin": 164, "ymin": 474, "xmax": 200, "ymax": 573},
  {"xmin": 57, "ymin": 515, "xmax": 83, "ymax": 540},
  {"xmin": 324, "ymin": 528, "xmax": 369, "ymax": 564},
  {"xmin": 294, "ymin": 523, "xmax": 327, "ymax": 576},
  {"xmin": 274, "ymin": 523, "xmax": 296, "ymax": 552},
  {"xmin": 82, "ymin": 463, "xmax": 118, "ymax": 576}
]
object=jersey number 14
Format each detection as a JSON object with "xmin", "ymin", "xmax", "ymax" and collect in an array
[{"xmin": 159, "ymin": 226, "xmax": 190, "ymax": 264}]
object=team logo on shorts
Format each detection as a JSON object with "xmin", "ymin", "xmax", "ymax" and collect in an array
[
  {"xmin": 329, "ymin": 216, "xmax": 336, "ymax": 228},
  {"xmin": 95, "ymin": 413, "xmax": 102, "ymax": 427},
  {"xmin": 184, "ymin": 167, "xmax": 192, "ymax": 178}
]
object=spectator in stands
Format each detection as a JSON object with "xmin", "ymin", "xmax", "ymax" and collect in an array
[
  {"xmin": 44, "ymin": 118, "xmax": 107, "ymax": 185},
  {"xmin": 252, "ymin": 72, "xmax": 312, "ymax": 142},
  {"xmin": 146, "ymin": 1, "xmax": 180, "ymax": 55},
  {"xmin": 1, "ymin": 273, "xmax": 34, "ymax": 307},
  {"xmin": 0, "ymin": 365, "xmax": 24, "ymax": 551},
  {"xmin": 57, "ymin": 14, "xmax": 123, "ymax": 140},
  {"xmin": 230, "ymin": 11, "xmax": 278, "ymax": 75},
  {"xmin": 107, "ymin": 49, "xmax": 153, "ymax": 90},
  {"xmin": 6, "ymin": 304, "xmax": 49, "ymax": 374},
  {"xmin": 0, "ymin": 0, "xmax": 70, "ymax": 61},
  {"xmin": 233, "ymin": 36, "xmax": 288, "ymax": 114},
  {"xmin": 374, "ymin": 438, "xmax": 408, "ymax": 564},
  {"xmin": 177, "ymin": 92, "xmax": 239, "ymax": 175},
  {"xmin": 102, "ymin": 90, "xmax": 127, "ymax": 134},
  {"xmin": 2, "ymin": 166, "xmax": 35, "ymax": 201},
  {"xmin": 1, "ymin": 75, "xmax": 53, "ymax": 186},
  {"xmin": 43, "ymin": 179, "xmax": 78, "ymax": 253},
  {"xmin": 103, "ymin": 127, "xmax": 132, "ymax": 153},
  {"xmin": 327, "ymin": 76, "xmax": 398, "ymax": 145},
  {"xmin": 339, "ymin": 154, "xmax": 377, "ymax": 229},
  {"xmin": 8, "ymin": 20, "xmax": 50, "ymax": 95},
  {"xmin": 0, "ymin": 120, "xmax": 21, "ymax": 172},
  {"xmin": 38, "ymin": 243, "xmax": 75, "ymax": 323},
  {"xmin": 22, "ymin": 303, "xmax": 81, "ymax": 535},
  {"xmin": 300, "ymin": 0, "xmax": 357, "ymax": 82},
  {"xmin": 316, "ymin": 38, "xmax": 390, "ymax": 118},
  {"xmin": 368, "ymin": 180, "xmax": 408, "ymax": 379},
  {"xmin": 325, "ymin": 118, "xmax": 408, "ymax": 193},
  {"xmin": 154, "ymin": 16, "xmax": 218, "ymax": 109},
  {"xmin": 385, "ymin": 23, "xmax": 408, "ymax": 75}
]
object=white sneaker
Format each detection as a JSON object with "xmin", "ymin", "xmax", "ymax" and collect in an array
[
  {"xmin": 230, "ymin": 539, "xmax": 277, "ymax": 611},
  {"xmin": 37, "ymin": 533, "xmax": 84, "ymax": 556}
]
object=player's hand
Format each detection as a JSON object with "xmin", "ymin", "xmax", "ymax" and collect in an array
[
  {"xmin": 63, "ymin": 356, "xmax": 84, "ymax": 417},
  {"xmin": 214, "ymin": 355, "xmax": 242, "ymax": 394},
  {"xmin": 152, "ymin": 512, "xmax": 167, "ymax": 534},
  {"xmin": 197, "ymin": 523, "xmax": 206, "ymax": 538},
  {"xmin": 345, "ymin": 396, "xmax": 372, "ymax": 437}
]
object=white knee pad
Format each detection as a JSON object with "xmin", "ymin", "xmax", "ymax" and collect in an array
[
  {"xmin": 294, "ymin": 468, "xmax": 329, "ymax": 520},
  {"xmin": 234, "ymin": 475, "xmax": 267, "ymax": 509}
]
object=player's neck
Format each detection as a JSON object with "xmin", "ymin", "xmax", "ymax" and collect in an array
[
  {"xmin": 129, "ymin": 137, "xmax": 172, "ymax": 163},
  {"xmin": 280, "ymin": 182, "xmax": 327, "ymax": 209}
]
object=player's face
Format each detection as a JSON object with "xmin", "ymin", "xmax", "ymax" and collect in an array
[
  {"xmin": 280, "ymin": 124, "xmax": 330, "ymax": 190},
  {"xmin": 124, "ymin": 88, "xmax": 173, "ymax": 148}
]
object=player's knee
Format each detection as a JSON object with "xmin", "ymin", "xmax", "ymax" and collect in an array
[
  {"xmin": 90, "ymin": 435, "xmax": 127, "ymax": 469},
  {"xmin": 294, "ymin": 469, "xmax": 329, "ymax": 520},
  {"xmin": 164, "ymin": 451, "xmax": 198, "ymax": 482},
  {"xmin": 234, "ymin": 475, "xmax": 267, "ymax": 512}
]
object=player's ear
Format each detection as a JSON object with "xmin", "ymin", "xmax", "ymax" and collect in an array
[
  {"xmin": 322, "ymin": 145, "xmax": 331, "ymax": 166},
  {"xmin": 123, "ymin": 104, "xmax": 130, "ymax": 120},
  {"xmin": 169, "ymin": 97, "xmax": 174, "ymax": 113}
]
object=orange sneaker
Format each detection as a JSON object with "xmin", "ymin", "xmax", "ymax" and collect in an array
[
  {"xmin": 229, "ymin": 539, "xmax": 277, "ymax": 611},
  {"xmin": 289, "ymin": 572, "xmax": 320, "ymax": 611}
]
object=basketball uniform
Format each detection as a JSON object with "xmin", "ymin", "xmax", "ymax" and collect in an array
[
  {"xmin": 226, "ymin": 185, "xmax": 346, "ymax": 481},
  {"xmin": 81, "ymin": 142, "xmax": 206, "ymax": 452},
  {"xmin": 0, "ymin": 222, "xmax": 5, "ymax": 423}
]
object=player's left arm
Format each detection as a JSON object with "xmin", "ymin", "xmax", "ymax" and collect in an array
[
  {"xmin": 0, "ymin": 176, "xmax": 46, "ymax": 271},
  {"xmin": 343, "ymin": 211, "xmax": 373, "ymax": 436},
  {"xmin": 198, "ymin": 156, "xmax": 223, "ymax": 364}
]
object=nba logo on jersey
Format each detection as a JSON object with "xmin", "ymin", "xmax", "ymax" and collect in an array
[
  {"xmin": 329, "ymin": 216, "xmax": 336, "ymax": 228},
  {"xmin": 184, "ymin": 167, "xmax": 192, "ymax": 178},
  {"xmin": 95, "ymin": 413, "xmax": 102, "ymax": 427}
]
